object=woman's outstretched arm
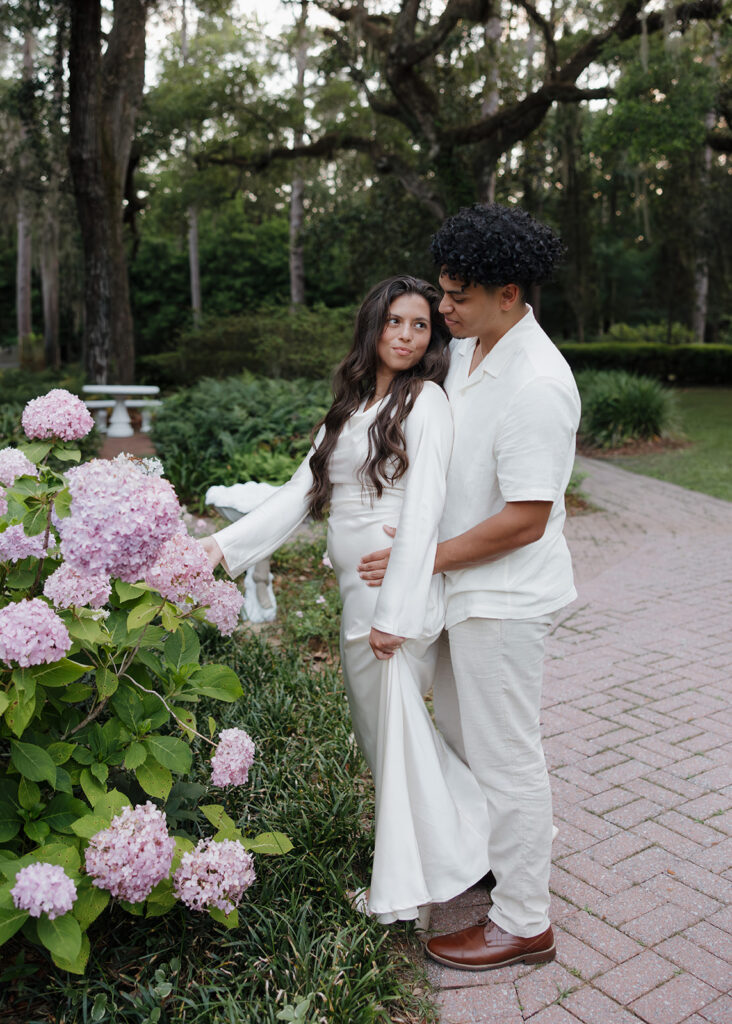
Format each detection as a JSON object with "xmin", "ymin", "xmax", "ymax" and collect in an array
[{"xmin": 202, "ymin": 435, "xmax": 321, "ymax": 578}]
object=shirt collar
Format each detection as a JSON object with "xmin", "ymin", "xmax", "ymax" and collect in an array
[{"xmin": 458, "ymin": 305, "xmax": 537, "ymax": 379}]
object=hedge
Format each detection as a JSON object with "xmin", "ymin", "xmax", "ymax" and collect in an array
[
  {"xmin": 557, "ymin": 343, "xmax": 732, "ymax": 386},
  {"xmin": 138, "ymin": 304, "xmax": 356, "ymax": 387}
]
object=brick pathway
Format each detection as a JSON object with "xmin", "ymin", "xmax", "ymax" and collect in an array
[
  {"xmin": 427, "ymin": 456, "xmax": 732, "ymax": 1024},
  {"xmin": 99, "ymin": 431, "xmax": 156, "ymax": 460}
]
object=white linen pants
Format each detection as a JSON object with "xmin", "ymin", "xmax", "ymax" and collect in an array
[{"xmin": 434, "ymin": 614, "xmax": 555, "ymax": 938}]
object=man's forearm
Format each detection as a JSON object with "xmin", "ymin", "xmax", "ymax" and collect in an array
[{"xmin": 435, "ymin": 501, "xmax": 552, "ymax": 574}]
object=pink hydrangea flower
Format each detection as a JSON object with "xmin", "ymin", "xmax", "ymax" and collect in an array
[
  {"xmin": 11, "ymin": 862, "xmax": 77, "ymax": 919},
  {"xmin": 0, "ymin": 447, "xmax": 38, "ymax": 515},
  {"xmin": 144, "ymin": 526, "xmax": 213, "ymax": 606},
  {"xmin": 202, "ymin": 579, "xmax": 243, "ymax": 635},
  {"xmin": 57, "ymin": 458, "xmax": 180, "ymax": 582},
  {"xmin": 144, "ymin": 528, "xmax": 243, "ymax": 633},
  {"xmin": 0, "ymin": 598, "xmax": 71, "ymax": 667},
  {"xmin": 0, "ymin": 447, "xmax": 38, "ymax": 486},
  {"xmin": 85, "ymin": 802, "xmax": 176, "ymax": 904},
  {"xmin": 0, "ymin": 524, "xmax": 47, "ymax": 564},
  {"xmin": 173, "ymin": 838, "xmax": 255, "ymax": 912},
  {"xmin": 210, "ymin": 728, "xmax": 255, "ymax": 787},
  {"xmin": 22, "ymin": 389, "xmax": 94, "ymax": 442},
  {"xmin": 43, "ymin": 562, "xmax": 111, "ymax": 609}
]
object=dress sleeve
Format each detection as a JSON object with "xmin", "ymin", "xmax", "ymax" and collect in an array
[
  {"xmin": 214, "ymin": 429, "xmax": 323, "ymax": 578},
  {"xmin": 371, "ymin": 383, "xmax": 453, "ymax": 639}
]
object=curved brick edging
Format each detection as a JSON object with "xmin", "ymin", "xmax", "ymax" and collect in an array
[{"xmin": 427, "ymin": 458, "xmax": 732, "ymax": 1024}]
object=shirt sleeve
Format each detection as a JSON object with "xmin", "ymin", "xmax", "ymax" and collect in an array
[
  {"xmin": 214, "ymin": 429, "xmax": 323, "ymax": 578},
  {"xmin": 371, "ymin": 384, "xmax": 453, "ymax": 639},
  {"xmin": 495, "ymin": 377, "xmax": 580, "ymax": 503}
]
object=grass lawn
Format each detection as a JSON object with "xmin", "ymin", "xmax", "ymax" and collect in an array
[{"xmin": 605, "ymin": 388, "xmax": 732, "ymax": 502}]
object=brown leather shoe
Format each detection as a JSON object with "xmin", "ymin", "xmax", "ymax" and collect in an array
[{"xmin": 426, "ymin": 918, "xmax": 555, "ymax": 971}]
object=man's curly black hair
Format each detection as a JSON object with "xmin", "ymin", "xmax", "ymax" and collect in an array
[{"xmin": 430, "ymin": 203, "xmax": 564, "ymax": 297}]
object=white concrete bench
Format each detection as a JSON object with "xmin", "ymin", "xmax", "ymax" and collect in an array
[
  {"xmin": 84, "ymin": 400, "xmax": 114, "ymax": 433},
  {"xmin": 125, "ymin": 399, "xmax": 162, "ymax": 433}
]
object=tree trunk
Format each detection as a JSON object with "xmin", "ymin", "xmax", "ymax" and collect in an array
[
  {"xmin": 40, "ymin": 205, "xmax": 60, "ymax": 369},
  {"xmin": 68, "ymin": 0, "xmax": 146, "ymax": 384},
  {"xmin": 16, "ymin": 205, "xmax": 32, "ymax": 355},
  {"xmin": 691, "ymin": 115, "xmax": 714, "ymax": 342},
  {"xmin": 188, "ymin": 207, "xmax": 202, "ymax": 324},
  {"xmin": 41, "ymin": 11, "xmax": 65, "ymax": 370},
  {"xmin": 16, "ymin": 30, "xmax": 33, "ymax": 362},
  {"xmin": 478, "ymin": 7, "xmax": 501, "ymax": 204},
  {"xmin": 181, "ymin": 0, "xmax": 202, "ymax": 325},
  {"xmin": 289, "ymin": 1, "xmax": 308, "ymax": 308}
]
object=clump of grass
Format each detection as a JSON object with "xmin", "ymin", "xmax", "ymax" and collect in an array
[
  {"xmin": 576, "ymin": 369, "xmax": 677, "ymax": 448},
  {"xmin": 2, "ymin": 541, "xmax": 435, "ymax": 1024}
]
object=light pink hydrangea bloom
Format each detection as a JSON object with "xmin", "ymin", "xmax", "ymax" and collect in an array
[
  {"xmin": 173, "ymin": 838, "xmax": 255, "ymax": 912},
  {"xmin": 0, "ymin": 447, "xmax": 38, "ymax": 515},
  {"xmin": 0, "ymin": 598, "xmax": 71, "ymax": 667},
  {"xmin": 144, "ymin": 526, "xmax": 212, "ymax": 605},
  {"xmin": 11, "ymin": 862, "xmax": 77, "ymax": 919},
  {"xmin": 57, "ymin": 458, "xmax": 180, "ymax": 582},
  {"xmin": 144, "ymin": 528, "xmax": 243, "ymax": 633},
  {"xmin": 85, "ymin": 802, "xmax": 176, "ymax": 904},
  {"xmin": 22, "ymin": 389, "xmax": 94, "ymax": 442},
  {"xmin": 210, "ymin": 728, "xmax": 255, "ymax": 787},
  {"xmin": 44, "ymin": 562, "xmax": 111, "ymax": 609},
  {"xmin": 0, "ymin": 447, "xmax": 37, "ymax": 486},
  {"xmin": 202, "ymin": 579, "xmax": 243, "ymax": 635},
  {"xmin": 0, "ymin": 524, "xmax": 47, "ymax": 564}
]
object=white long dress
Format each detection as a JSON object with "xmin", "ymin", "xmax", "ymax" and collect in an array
[{"xmin": 215, "ymin": 381, "xmax": 490, "ymax": 921}]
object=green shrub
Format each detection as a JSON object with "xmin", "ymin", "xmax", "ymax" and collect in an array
[
  {"xmin": 576, "ymin": 369, "xmax": 677, "ymax": 447},
  {"xmin": 138, "ymin": 304, "xmax": 357, "ymax": 388},
  {"xmin": 0, "ymin": 429, "xmax": 290, "ymax": 979},
  {"xmin": 602, "ymin": 322, "xmax": 698, "ymax": 346},
  {"xmin": 558, "ymin": 342, "xmax": 732, "ymax": 385},
  {"xmin": 151, "ymin": 374, "xmax": 331, "ymax": 509},
  {"xmin": 7, "ymin": 560, "xmax": 432, "ymax": 1023}
]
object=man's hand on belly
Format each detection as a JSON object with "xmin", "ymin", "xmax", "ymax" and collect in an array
[
  {"xmin": 358, "ymin": 525, "xmax": 396, "ymax": 586},
  {"xmin": 369, "ymin": 626, "xmax": 405, "ymax": 660}
]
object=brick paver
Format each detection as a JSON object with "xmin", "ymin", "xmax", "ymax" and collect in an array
[{"xmin": 426, "ymin": 458, "xmax": 732, "ymax": 1023}]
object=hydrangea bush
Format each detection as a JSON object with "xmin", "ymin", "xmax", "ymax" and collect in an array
[{"xmin": 0, "ymin": 390, "xmax": 291, "ymax": 974}]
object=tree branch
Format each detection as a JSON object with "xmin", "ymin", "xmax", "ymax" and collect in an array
[
  {"xmin": 395, "ymin": 0, "xmax": 495, "ymax": 67},
  {"xmin": 516, "ymin": 0, "xmax": 558, "ymax": 73},
  {"xmin": 445, "ymin": 84, "xmax": 612, "ymax": 148},
  {"xmin": 202, "ymin": 133, "xmax": 445, "ymax": 218},
  {"xmin": 559, "ymin": 0, "xmax": 722, "ymax": 85}
]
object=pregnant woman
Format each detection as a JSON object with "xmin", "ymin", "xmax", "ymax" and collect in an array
[{"xmin": 203, "ymin": 276, "xmax": 490, "ymax": 925}]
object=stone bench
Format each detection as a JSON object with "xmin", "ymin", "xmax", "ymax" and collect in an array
[
  {"xmin": 84, "ymin": 400, "xmax": 114, "ymax": 433},
  {"xmin": 125, "ymin": 399, "xmax": 162, "ymax": 433}
]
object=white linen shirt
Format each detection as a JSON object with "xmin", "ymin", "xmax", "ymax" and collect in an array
[{"xmin": 440, "ymin": 306, "xmax": 581, "ymax": 627}]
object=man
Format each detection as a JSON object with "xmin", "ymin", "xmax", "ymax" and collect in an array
[{"xmin": 360, "ymin": 203, "xmax": 580, "ymax": 970}]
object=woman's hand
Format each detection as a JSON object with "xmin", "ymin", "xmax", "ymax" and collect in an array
[
  {"xmin": 201, "ymin": 535, "xmax": 225, "ymax": 570},
  {"xmin": 358, "ymin": 525, "xmax": 396, "ymax": 586},
  {"xmin": 369, "ymin": 626, "xmax": 405, "ymax": 660}
]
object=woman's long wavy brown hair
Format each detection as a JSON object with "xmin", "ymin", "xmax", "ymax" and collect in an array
[{"xmin": 307, "ymin": 276, "xmax": 451, "ymax": 519}]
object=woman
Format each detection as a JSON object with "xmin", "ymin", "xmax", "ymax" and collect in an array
[{"xmin": 203, "ymin": 276, "xmax": 490, "ymax": 925}]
